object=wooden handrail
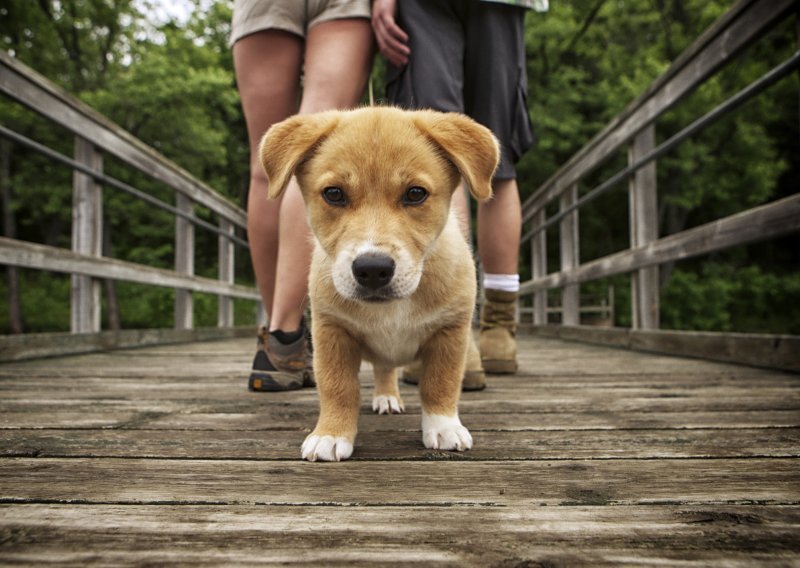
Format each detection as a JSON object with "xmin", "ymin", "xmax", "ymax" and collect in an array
[
  {"xmin": 0, "ymin": 51, "xmax": 259, "ymax": 354},
  {"xmin": 521, "ymin": 0, "xmax": 794, "ymax": 220},
  {"xmin": 0, "ymin": 51, "xmax": 246, "ymax": 226},
  {"xmin": 517, "ymin": 0, "xmax": 799, "ymax": 370}
]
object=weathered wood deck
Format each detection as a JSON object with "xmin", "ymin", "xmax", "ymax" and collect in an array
[{"xmin": 1, "ymin": 334, "xmax": 798, "ymax": 566}]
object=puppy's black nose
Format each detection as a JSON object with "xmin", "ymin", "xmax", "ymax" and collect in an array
[{"xmin": 352, "ymin": 253, "xmax": 395, "ymax": 290}]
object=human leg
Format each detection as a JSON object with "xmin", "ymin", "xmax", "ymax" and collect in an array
[
  {"xmin": 478, "ymin": 178, "xmax": 521, "ymax": 374},
  {"xmin": 234, "ymin": 30, "xmax": 311, "ymax": 391},
  {"xmin": 233, "ymin": 30, "xmax": 302, "ymax": 318},
  {"xmin": 461, "ymin": 4, "xmax": 532, "ymax": 374},
  {"xmin": 478, "ymin": 178, "xmax": 522, "ymax": 275},
  {"xmin": 267, "ymin": 17, "xmax": 373, "ymax": 334}
]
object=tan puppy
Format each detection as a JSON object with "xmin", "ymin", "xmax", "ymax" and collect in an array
[{"xmin": 260, "ymin": 107, "xmax": 499, "ymax": 461}]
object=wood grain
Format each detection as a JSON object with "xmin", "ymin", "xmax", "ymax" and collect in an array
[{"xmin": 0, "ymin": 334, "xmax": 798, "ymax": 565}]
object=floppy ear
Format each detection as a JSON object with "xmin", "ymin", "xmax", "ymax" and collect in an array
[
  {"xmin": 258, "ymin": 112, "xmax": 340, "ymax": 199},
  {"xmin": 414, "ymin": 111, "xmax": 500, "ymax": 201}
]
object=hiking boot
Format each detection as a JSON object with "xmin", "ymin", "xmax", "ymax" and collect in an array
[
  {"xmin": 480, "ymin": 289, "xmax": 518, "ymax": 374},
  {"xmin": 401, "ymin": 336, "xmax": 486, "ymax": 391},
  {"xmin": 248, "ymin": 324, "xmax": 315, "ymax": 392}
]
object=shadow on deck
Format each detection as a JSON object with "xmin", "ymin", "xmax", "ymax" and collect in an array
[{"xmin": 0, "ymin": 334, "xmax": 798, "ymax": 565}]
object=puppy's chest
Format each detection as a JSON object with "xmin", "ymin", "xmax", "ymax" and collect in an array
[{"xmin": 350, "ymin": 309, "xmax": 437, "ymax": 366}]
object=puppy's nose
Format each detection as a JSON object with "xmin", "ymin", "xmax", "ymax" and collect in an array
[{"xmin": 352, "ymin": 253, "xmax": 395, "ymax": 290}]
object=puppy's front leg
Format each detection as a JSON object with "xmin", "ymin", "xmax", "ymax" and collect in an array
[
  {"xmin": 372, "ymin": 365, "xmax": 405, "ymax": 415},
  {"xmin": 418, "ymin": 324, "xmax": 473, "ymax": 452},
  {"xmin": 302, "ymin": 319, "xmax": 361, "ymax": 462}
]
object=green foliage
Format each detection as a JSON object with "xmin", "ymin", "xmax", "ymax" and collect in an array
[
  {"xmin": 662, "ymin": 263, "xmax": 800, "ymax": 334},
  {"xmin": 0, "ymin": 270, "xmax": 71, "ymax": 333}
]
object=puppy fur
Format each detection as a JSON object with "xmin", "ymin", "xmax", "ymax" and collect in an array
[{"xmin": 260, "ymin": 107, "xmax": 499, "ymax": 461}]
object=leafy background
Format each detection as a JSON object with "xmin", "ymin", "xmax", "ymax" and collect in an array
[{"xmin": 1, "ymin": 0, "xmax": 797, "ymax": 334}]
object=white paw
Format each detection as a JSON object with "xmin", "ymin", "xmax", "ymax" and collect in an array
[
  {"xmin": 301, "ymin": 434, "xmax": 354, "ymax": 462},
  {"xmin": 421, "ymin": 412, "xmax": 473, "ymax": 451},
  {"xmin": 372, "ymin": 395, "xmax": 405, "ymax": 415}
]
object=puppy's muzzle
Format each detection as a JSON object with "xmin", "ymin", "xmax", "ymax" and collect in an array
[{"xmin": 352, "ymin": 253, "xmax": 395, "ymax": 292}]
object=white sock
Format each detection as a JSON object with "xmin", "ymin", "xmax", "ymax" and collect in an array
[{"xmin": 483, "ymin": 273, "xmax": 520, "ymax": 293}]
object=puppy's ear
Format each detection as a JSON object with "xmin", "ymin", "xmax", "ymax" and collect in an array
[
  {"xmin": 414, "ymin": 111, "xmax": 500, "ymax": 201},
  {"xmin": 258, "ymin": 112, "xmax": 340, "ymax": 199}
]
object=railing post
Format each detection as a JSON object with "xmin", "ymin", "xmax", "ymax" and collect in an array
[
  {"xmin": 218, "ymin": 218, "xmax": 234, "ymax": 327},
  {"xmin": 174, "ymin": 193, "xmax": 194, "ymax": 329},
  {"xmin": 531, "ymin": 208, "xmax": 547, "ymax": 324},
  {"xmin": 629, "ymin": 124, "xmax": 660, "ymax": 329},
  {"xmin": 71, "ymin": 136, "xmax": 102, "ymax": 333},
  {"xmin": 559, "ymin": 184, "xmax": 580, "ymax": 325}
]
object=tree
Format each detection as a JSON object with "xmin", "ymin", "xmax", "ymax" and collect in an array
[{"xmin": 519, "ymin": 0, "xmax": 798, "ymax": 332}]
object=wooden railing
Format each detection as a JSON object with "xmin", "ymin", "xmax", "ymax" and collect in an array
[
  {"xmin": 518, "ymin": 0, "xmax": 800, "ymax": 371},
  {"xmin": 0, "ymin": 51, "xmax": 260, "ymax": 361}
]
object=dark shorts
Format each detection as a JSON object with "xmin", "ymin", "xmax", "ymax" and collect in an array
[{"xmin": 386, "ymin": 0, "xmax": 535, "ymax": 180}]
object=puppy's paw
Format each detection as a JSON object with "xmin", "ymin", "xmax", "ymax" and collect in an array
[
  {"xmin": 372, "ymin": 394, "xmax": 405, "ymax": 415},
  {"xmin": 301, "ymin": 434, "xmax": 354, "ymax": 462},
  {"xmin": 422, "ymin": 412, "xmax": 473, "ymax": 451}
]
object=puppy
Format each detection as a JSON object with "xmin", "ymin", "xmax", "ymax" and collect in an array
[{"xmin": 259, "ymin": 107, "xmax": 499, "ymax": 461}]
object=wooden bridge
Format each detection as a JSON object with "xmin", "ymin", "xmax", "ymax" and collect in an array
[
  {"xmin": 1, "ymin": 334, "xmax": 798, "ymax": 565},
  {"xmin": 1, "ymin": 0, "xmax": 799, "ymax": 564}
]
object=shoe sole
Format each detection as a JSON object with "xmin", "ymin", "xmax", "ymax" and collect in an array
[
  {"xmin": 249, "ymin": 372, "xmax": 304, "ymax": 392},
  {"xmin": 402, "ymin": 372, "xmax": 486, "ymax": 391},
  {"xmin": 482, "ymin": 359, "xmax": 518, "ymax": 374}
]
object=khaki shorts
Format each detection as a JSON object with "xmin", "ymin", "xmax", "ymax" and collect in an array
[{"xmin": 231, "ymin": 0, "xmax": 371, "ymax": 45}]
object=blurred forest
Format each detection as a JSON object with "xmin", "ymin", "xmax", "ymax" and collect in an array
[{"xmin": 1, "ymin": 0, "xmax": 798, "ymax": 334}]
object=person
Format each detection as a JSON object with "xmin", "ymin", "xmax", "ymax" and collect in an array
[
  {"xmin": 232, "ymin": 0, "xmax": 373, "ymax": 391},
  {"xmin": 372, "ymin": 0, "xmax": 546, "ymax": 387}
]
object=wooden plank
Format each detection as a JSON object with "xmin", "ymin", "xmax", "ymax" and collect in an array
[
  {"xmin": 0, "ymin": 326, "xmax": 254, "ymax": 363},
  {"xmin": 0, "ymin": 458, "xmax": 797, "ymax": 506},
  {"xmin": 3, "ymin": 409, "xmax": 798, "ymax": 432},
  {"xmin": 0, "ymin": 237, "xmax": 260, "ymax": 300},
  {"xmin": 1, "ymin": 504, "xmax": 798, "ymax": 566},
  {"xmin": 525, "ymin": 325, "xmax": 800, "ymax": 372},
  {"xmin": 628, "ymin": 124, "xmax": 659, "ymax": 330},
  {"xmin": 521, "ymin": 0, "xmax": 795, "ymax": 220},
  {"xmin": 0, "ymin": 52, "xmax": 247, "ymax": 227},
  {"xmin": 560, "ymin": 184, "xmax": 580, "ymax": 325},
  {"xmin": 1, "ymin": 334, "xmax": 785, "ymax": 378},
  {"xmin": 71, "ymin": 136, "xmax": 103, "ymax": 334},
  {"xmin": 2, "ymin": 427, "xmax": 797, "ymax": 461},
  {"xmin": 1, "ymin": 378, "xmax": 797, "ymax": 415}
]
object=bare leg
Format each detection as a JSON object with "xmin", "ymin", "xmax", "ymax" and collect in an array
[
  {"xmin": 233, "ymin": 31, "xmax": 302, "ymax": 319},
  {"xmin": 477, "ymin": 178, "xmax": 521, "ymax": 275},
  {"xmin": 269, "ymin": 18, "xmax": 373, "ymax": 332}
]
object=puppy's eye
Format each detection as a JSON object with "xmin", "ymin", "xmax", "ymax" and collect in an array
[
  {"xmin": 322, "ymin": 187, "xmax": 347, "ymax": 207},
  {"xmin": 403, "ymin": 186, "xmax": 428, "ymax": 206}
]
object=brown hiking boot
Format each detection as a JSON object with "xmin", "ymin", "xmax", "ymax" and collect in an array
[
  {"xmin": 401, "ymin": 336, "xmax": 486, "ymax": 391},
  {"xmin": 248, "ymin": 324, "xmax": 315, "ymax": 392},
  {"xmin": 480, "ymin": 289, "xmax": 518, "ymax": 374}
]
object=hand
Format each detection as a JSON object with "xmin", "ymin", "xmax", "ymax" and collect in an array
[{"xmin": 371, "ymin": 0, "xmax": 410, "ymax": 67}]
